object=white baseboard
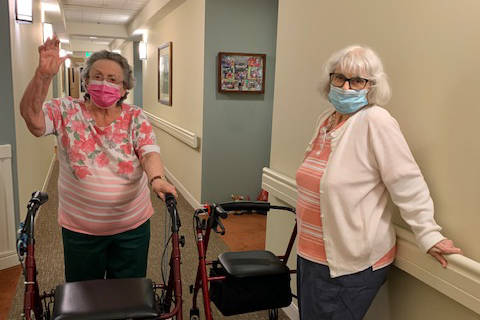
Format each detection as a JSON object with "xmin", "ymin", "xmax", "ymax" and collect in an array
[
  {"xmin": 163, "ymin": 167, "xmax": 202, "ymax": 209},
  {"xmin": 282, "ymin": 302, "xmax": 299, "ymax": 320},
  {"xmin": 0, "ymin": 251, "xmax": 20, "ymax": 270}
]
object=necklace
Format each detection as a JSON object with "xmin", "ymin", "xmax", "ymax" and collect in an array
[
  {"xmin": 315, "ymin": 112, "xmax": 337, "ymax": 156},
  {"xmin": 326, "ymin": 112, "xmax": 338, "ymax": 132}
]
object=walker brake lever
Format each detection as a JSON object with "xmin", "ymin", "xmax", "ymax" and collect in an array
[{"xmin": 213, "ymin": 217, "xmax": 226, "ymax": 235}]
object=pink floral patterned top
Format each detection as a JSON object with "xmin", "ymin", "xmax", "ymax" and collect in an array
[{"xmin": 42, "ymin": 97, "xmax": 160, "ymax": 235}]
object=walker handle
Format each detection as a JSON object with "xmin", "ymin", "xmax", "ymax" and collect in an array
[
  {"xmin": 216, "ymin": 201, "xmax": 271, "ymax": 214},
  {"xmin": 165, "ymin": 193, "xmax": 181, "ymax": 232}
]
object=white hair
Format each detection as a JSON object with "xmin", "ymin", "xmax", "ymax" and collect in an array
[{"xmin": 320, "ymin": 45, "xmax": 391, "ymax": 106}]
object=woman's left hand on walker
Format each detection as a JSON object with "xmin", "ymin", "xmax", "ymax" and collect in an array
[
  {"xmin": 152, "ymin": 179, "xmax": 178, "ymax": 201},
  {"xmin": 427, "ymin": 239, "xmax": 462, "ymax": 268}
]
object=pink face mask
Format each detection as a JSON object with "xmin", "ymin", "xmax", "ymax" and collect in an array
[{"xmin": 87, "ymin": 80, "xmax": 123, "ymax": 109}]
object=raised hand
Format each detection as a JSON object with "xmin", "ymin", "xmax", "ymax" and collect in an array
[{"xmin": 37, "ymin": 35, "xmax": 67, "ymax": 79}]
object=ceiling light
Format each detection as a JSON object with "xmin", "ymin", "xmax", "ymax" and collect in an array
[
  {"xmin": 43, "ymin": 22, "xmax": 53, "ymax": 43},
  {"xmin": 139, "ymin": 41, "xmax": 147, "ymax": 60},
  {"xmin": 112, "ymin": 49, "xmax": 121, "ymax": 54},
  {"xmin": 16, "ymin": 0, "xmax": 33, "ymax": 23},
  {"xmin": 133, "ymin": 29, "xmax": 146, "ymax": 36}
]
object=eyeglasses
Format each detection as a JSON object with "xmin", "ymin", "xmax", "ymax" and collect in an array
[
  {"xmin": 92, "ymin": 73, "xmax": 123, "ymax": 85},
  {"xmin": 329, "ymin": 73, "xmax": 370, "ymax": 90}
]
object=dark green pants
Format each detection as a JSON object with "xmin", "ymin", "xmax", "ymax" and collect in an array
[{"xmin": 62, "ymin": 220, "xmax": 150, "ymax": 282}]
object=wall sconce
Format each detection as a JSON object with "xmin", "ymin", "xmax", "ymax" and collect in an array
[
  {"xmin": 43, "ymin": 22, "xmax": 53, "ymax": 43},
  {"xmin": 65, "ymin": 58, "xmax": 71, "ymax": 68},
  {"xmin": 139, "ymin": 41, "xmax": 147, "ymax": 60},
  {"xmin": 16, "ymin": 0, "xmax": 33, "ymax": 23}
]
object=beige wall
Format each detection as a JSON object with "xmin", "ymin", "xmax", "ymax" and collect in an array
[
  {"xmin": 269, "ymin": 0, "xmax": 480, "ymax": 318},
  {"xmin": 9, "ymin": 0, "xmax": 56, "ymax": 220},
  {"xmin": 141, "ymin": 0, "xmax": 205, "ymax": 202},
  {"xmin": 121, "ymin": 41, "xmax": 135, "ymax": 105}
]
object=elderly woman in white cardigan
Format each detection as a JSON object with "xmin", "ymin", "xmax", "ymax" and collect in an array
[{"xmin": 295, "ymin": 45, "xmax": 462, "ymax": 319}]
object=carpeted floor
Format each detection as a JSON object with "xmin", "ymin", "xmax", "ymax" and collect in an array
[{"xmin": 8, "ymin": 162, "xmax": 289, "ymax": 319}]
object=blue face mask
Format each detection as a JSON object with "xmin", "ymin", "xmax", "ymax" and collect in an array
[{"xmin": 327, "ymin": 85, "xmax": 368, "ymax": 114}]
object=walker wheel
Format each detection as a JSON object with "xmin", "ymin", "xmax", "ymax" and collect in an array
[{"xmin": 190, "ymin": 307, "xmax": 200, "ymax": 320}]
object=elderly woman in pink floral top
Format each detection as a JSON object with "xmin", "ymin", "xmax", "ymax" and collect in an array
[{"xmin": 20, "ymin": 36, "xmax": 177, "ymax": 282}]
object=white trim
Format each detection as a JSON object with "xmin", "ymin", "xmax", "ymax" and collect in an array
[
  {"xmin": 261, "ymin": 167, "xmax": 480, "ymax": 315},
  {"xmin": 394, "ymin": 227, "xmax": 480, "ymax": 315},
  {"xmin": 0, "ymin": 251, "xmax": 19, "ymax": 270},
  {"xmin": 262, "ymin": 167, "xmax": 297, "ymax": 206},
  {"xmin": 0, "ymin": 144, "xmax": 12, "ymax": 158},
  {"xmin": 0, "ymin": 145, "xmax": 18, "ymax": 270},
  {"xmin": 145, "ymin": 111, "xmax": 199, "ymax": 149},
  {"xmin": 164, "ymin": 166, "xmax": 201, "ymax": 209},
  {"xmin": 282, "ymin": 302, "xmax": 299, "ymax": 320}
]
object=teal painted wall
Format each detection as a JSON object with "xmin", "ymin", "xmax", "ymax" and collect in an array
[
  {"xmin": 0, "ymin": 0, "xmax": 20, "ymax": 225},
  {"xmin": 201, "ymin": 0, "xmax": 278, "ymax": 202}
]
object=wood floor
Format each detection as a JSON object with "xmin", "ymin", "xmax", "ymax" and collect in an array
[
  {"xmin": 221, "ymin": 212, "xmax": 267, "ymax": 251},
  {"xmin": 0, "ymin": 213, "xmax": 267, "ymax": 319},
  {"xmin": 0, "ymin": 265, "xmax": 22, "ymax": 319}
]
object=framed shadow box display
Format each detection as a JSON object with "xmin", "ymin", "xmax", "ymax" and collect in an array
[{"xmin": 218, "ymin": 52, "xmax": 266, "ymax": 94}]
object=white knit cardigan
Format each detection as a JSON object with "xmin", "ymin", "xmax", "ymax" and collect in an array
[{"xmin": 305, "ymin": 105, "xmax": 445, "ymax": 277}]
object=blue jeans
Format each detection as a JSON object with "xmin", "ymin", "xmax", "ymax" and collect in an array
[{"xmin": 297, "ymin": 256, "xmax": 390, "ymax": 320}]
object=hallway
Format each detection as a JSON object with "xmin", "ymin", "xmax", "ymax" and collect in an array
[{"xmin": 1, "ymin": 0, "xmax": 480, "ymax": 319}]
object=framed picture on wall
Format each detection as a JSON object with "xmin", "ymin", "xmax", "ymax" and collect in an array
[
  {"xmin": 218, "ymin": 52, "xmax": 266, "ymax": 94},
  {"xmin": 158, "ymin": 42, "xmax": 173, "ymax": 106}
]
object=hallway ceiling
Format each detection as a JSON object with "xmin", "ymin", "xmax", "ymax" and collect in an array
[
  {"xmin": 70, "ymin": 35, "xmax": 115, "ymax": 45},
  {"xmin": 62, "ymin": 0, "xmax": 149, "ymax": 25},
  {"xmin": 55, "ymin": 0, "xmax": 152, "ymax": 53}
]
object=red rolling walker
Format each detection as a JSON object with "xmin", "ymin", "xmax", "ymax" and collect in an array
[
  {"xmin": 189, "ymin": 201, "xmax": 297, "ymax": 320},
  {"xmin": 17, "ymin": 191, "xmax": 184, "ymax": 320}
]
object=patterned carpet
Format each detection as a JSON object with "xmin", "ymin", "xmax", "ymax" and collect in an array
[{"xmin": 8, "ymin": 161, "xmax": 289, "ymax": 319}]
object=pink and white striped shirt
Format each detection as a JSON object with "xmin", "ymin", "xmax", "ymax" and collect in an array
[{"xmin": 42, "ymin": 97, "xmax": 159, "ymax": 235}]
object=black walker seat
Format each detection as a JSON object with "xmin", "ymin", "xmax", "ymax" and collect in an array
[
  {"xmin": 218, "ymin": 250, "xmax": 289, "ymax": 278},
  {"xmin": 52, "ymin": 278, "xmax": 158, "ymax": 320},
  {"xmin": 210, "ymin": 250, "xmax": 292, "ymax": 316}
]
